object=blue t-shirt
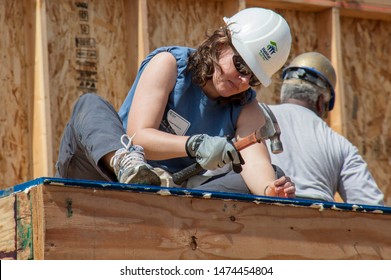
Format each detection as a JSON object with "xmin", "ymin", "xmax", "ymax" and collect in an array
[{"xmin": 118, "ymin": 46, "xmax": 256, "ymax": 173}]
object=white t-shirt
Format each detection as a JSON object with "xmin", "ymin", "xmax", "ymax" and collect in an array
[{"xmin": 266, "ymin": 103, "xmax": 384, "ymax": 205}]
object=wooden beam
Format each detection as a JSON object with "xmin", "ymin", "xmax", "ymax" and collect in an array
[
  {"xmin": 2, "ymin": 178, "xmax": 391, "ymax": 259},
  {"xmin": 246, "ymin": 0, "xmax": 391, "ymax": 21},
  {"xmin": 329, "ymin": 7, "xmax": 346, "ymax": 136},
  {"xmin": 339, "ymin": 0, "xmax": 391, "ymax": 22},
  {"xmin": 246, "ymin": 0, "xmax": 336, "ymax": 12},
  {"xmin": 23, "ymin": 0, "xmax": 36, "ymax": 181},
  {"xmin": 124, "ymin": 0, "xmax": 139, "ymax": 84},
  {"xmin": 138, "ymin": 0, "xmax": 149, "ymax": 63},
  {"xmin": 41, "ymin": 183, "xmax": 391, "ymax": 259},
  {"xmin": 33, "ymin": 0, "xmax": 54, "ymax": 178}
]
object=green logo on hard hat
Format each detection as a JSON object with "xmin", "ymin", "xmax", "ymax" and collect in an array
[{"xmin": 259, "ymin": 41, "xmax": 278, "ymax": 61}]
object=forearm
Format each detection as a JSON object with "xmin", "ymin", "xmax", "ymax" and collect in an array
[
  {"xmin": 239, "ymin": 143, "xmax": 295, "ymax": 198},
  {"xmin": 340, "ymin": 147, "xmax": 385, "ymax": 205},
  {"xmin": 234, "ymin": 140, "xmax": 273, "ymax": 195},
  {"xmin": 241, "ymin": 159, "xmax": 276, "ymax": 195},
  {"xmin": 130, "ymin": 128, "xmax": 188, "ymax": 160}
]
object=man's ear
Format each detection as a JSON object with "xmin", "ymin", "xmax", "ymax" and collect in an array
[{"xmin": 316, "ymin": 94, "xmax": 328, "ymax": 118}]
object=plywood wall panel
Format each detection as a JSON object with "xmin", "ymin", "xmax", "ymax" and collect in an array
[
  {"xmin": 147, "ymin": 0, "xmax": 234, "ymax": 51},
  {"xmin": 366, "ymin": 159, "xmax": 391, "ymax": 202},
  {"xmin": 340, "ymin": 17, "xmax": 391, "ymax": 202},
  {"xmin": 46, "ymin": 0, "xmax": 134, "ymax": 173},
  {"xmin": 0, "ymin": 1, "xmax": 31, "ymax": 189},
  {"xmin": 257, "ymin": 9, "xmax": 319, "ymax": 104}
]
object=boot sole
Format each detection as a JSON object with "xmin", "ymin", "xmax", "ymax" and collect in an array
[{"xmin": 124, "ymin": 165, "xmax": 161, "ymax": 186}]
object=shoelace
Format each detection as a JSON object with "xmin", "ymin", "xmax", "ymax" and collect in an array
[
  {"xmin": 117, "ymin": 134, "xmax": 146, "ymax": 166},
  {"xmin": 120, "ymin": 134, "xmax": 134, "ymax": 150},
  {"xmin": 110, "ymin": 134, "xmax": 142, "ymax": 171}
]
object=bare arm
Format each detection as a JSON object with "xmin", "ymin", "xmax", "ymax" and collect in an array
[
  {"xmin": 126, "ymin": 51, "xmax": 188, "ymax": 160},
  {"xmin": 236, "ymin": 100, "xmax": 295, "ymax": 197}
]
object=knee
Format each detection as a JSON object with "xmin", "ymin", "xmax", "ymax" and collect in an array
[
  {"xmin": 77, "ymin": 92, "xmax": 100, "ymax": 104},
  {"xmin": 70, "ymin": 93, "xmax": 98, "ymax": 122},
  {"xmin": 73, "ymin": 93, "xmax": 104, "ymax": 112}
]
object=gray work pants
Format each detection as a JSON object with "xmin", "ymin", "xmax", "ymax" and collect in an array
[{"xmin": 55, "ymin": 93, "xmax": 125, "ymax": 181}]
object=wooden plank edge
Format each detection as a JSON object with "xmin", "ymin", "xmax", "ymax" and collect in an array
[
  {"xmin": 15, "ymin": 192, "xmax": 33, "ymax": 259},
  {"xmin": 31, "ymin": 185, "xmax": 44, "ymax": 260},
  {"xmin": 339, "ymin": 4, "xmax": 391, "ymax": 22},
  {"xmin": 246, "ymin": 0, "xmax": 391, "ymax": 21},
  {"xmin": 2, "ymin": 177, "xmax": 390, "ymax": 215},
  {"xmin": 0, "ymin": 195, "xmax": 17, "ymax": 260},
  {"xmin": 42, "ymin": 177, "xmax": 391, "ymax": 215},
  {"xmin": 247, "ymin": 0, "xmax": 337, "ymax": 12}
]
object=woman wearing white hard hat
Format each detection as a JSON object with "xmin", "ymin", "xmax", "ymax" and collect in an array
[{"xmin": 56, "ymin": 8, "xmax": 295, "ymax": 198}]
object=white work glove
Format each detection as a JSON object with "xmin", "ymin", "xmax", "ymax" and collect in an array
[{"xmin": 186, "ymin": 134, "xmax": 245, "ymax": 172}]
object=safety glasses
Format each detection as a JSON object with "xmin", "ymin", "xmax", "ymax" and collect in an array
[{"xmin": 232, "ymin": 54, "xmax": 261, "ymax": 87}]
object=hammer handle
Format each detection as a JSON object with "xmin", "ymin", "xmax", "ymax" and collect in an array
[
  {"xmin": 172, "ymin": 133, "xmax": 260, "ymax": 185},
  {"xmin": 172, "ymin": 163, "xmax": 204, "ymax": 185},
  {"xmin": 232, "ymin": 131, "xmax": 259, "ymax": 150}
]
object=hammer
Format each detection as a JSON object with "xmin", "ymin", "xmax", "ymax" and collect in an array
[
  {"xmin": 171, "ymin": 103, "xmax": 283, "ymax": 185},
  {"xmin": 258, "ymin": 102, "xmax": 283, "ymax": 154}
]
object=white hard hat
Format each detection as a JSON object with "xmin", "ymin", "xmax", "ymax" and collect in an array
[{"xmin": 224, "ymin": 8, "xmax": 292, "ymax": 87}]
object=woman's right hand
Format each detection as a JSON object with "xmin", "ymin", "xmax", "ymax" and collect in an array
[{"xmin": 186, "ymin": 134, "xmax": 244, "ymax": 172}]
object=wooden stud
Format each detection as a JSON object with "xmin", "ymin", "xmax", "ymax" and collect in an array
[
  {"xmin": 33, "ymin": 0, "xmax": 54, "ymax": 178},
  {"xmin": 138, "ymin": 0, "xmax": 149, "ymax": 63},
  {"xmin": 124, "ymin": 0, "xmax": 140, "ymax": 85},
  {"xmin": 330, "ymin": 7, "xmax": 346, "ymax": 135}
]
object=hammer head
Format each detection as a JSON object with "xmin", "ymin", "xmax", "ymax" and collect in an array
[{"xmin": 258, "ymin": 103, "xmax": 283, "ymax": 154}]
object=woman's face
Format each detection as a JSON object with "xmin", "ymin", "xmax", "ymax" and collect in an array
[{"xmin": 210, "ymin": 47, "xmax": 253, "ymax": 98}]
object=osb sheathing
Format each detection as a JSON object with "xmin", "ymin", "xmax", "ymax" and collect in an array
[
  {"xmin": 0, "ymin": 1, "xmax": 31, "ymax": 188},
  {"xmin": 147, "ymin": 0, "xmax": 226, "ymax": 50},
  {"xmin": 45, "ymin": 0, "xmax": 134, "ymax": 168},
  {"xmin": 0, "ymin": 0, "xmax": 390, "ymax": 204},
  {"xmin": 257, "ymin": 9, "xmax": 319, "ymax": 105},
  {"xmin": 341, "ymin": 17, "xmax": 391, "ymax": 201}
]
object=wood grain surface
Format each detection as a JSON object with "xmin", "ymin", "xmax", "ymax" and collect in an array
[{"xmin": 40, "ymin": 184, "xmax": 391, "ymax": 260}]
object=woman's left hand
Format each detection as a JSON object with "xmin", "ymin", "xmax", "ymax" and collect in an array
[{"xmin": 265, "ymin": 176, "xmax": 296, "ymax": 198}]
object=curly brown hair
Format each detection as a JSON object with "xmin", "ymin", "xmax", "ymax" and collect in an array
[{"xmin": 187, "ymin": 26, "xmax": 251, "ymax": 105}]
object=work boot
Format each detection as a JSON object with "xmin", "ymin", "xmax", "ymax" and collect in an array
[{"xmin": 110, "ymin": 134, "xmax": 161, "ymax": 186}]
